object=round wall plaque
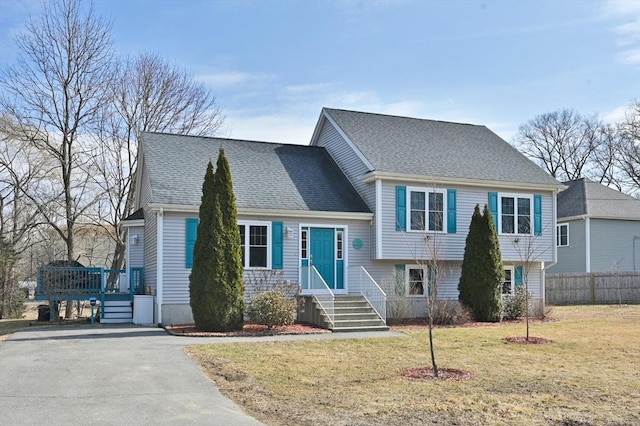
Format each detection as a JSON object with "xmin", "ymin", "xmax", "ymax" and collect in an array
[{"xmin": 352, "ymin": 238, "xmax": 363, "ymax": 250}]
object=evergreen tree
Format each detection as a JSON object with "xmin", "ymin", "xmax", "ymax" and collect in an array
[
  {"xmin": 188, "ymin": 149, "xmax": 244, "ymax": 331},
  {"xmin": 458, "ymin": 204, "xmax": 504, "ymax": 322},
  {"xmin": 189, "ymin": 161, "xmax": 217, "ymax": 330},
  {"xmin": 210, "ymin": 148, "xmax": 245, "ymax": 330}
]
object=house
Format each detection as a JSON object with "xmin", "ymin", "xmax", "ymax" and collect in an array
[
  {"xmin": 547, "ymin": 178, "xmax": 640, "ymax": 274},
  {"xmin": 122, "ymin": 108, "xmax": 563, "ymax": 328}
]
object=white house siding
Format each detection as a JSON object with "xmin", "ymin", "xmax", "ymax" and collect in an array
[
  {"xmin": 548, "ymin": 219, "xmax": 586, "ymax": 274},
  {"xmin": 379, "ymin": 180, "xmax": 555, "ymax": 264},
  {"xmin": 157, "ymin": 212, "xmax": 374, "ymax": 324},
  {"xmin": 127, "ymin": 227, "xmax": 144, "ymax": 268},
  {"xmin": 313, "ymin": 120, "xmax": 375, "ymax": 209},
  {"xmin": 590, "ymin": 219, "xmax": 640, "ymax": 272},
  {"xmin": 142, "ymin": 208, "xmax": 157, "ymax": 294}
]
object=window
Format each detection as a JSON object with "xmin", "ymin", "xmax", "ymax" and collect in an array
[
  {"xmin": 557, "ymin": 223, "xmax": 568, "ymax": 247},
  {"xmin": 408, "ymin": 267, "xmax": 424, "ymax": 296},
  {"xmin": 405, "ymin": 265, "xmax": 436, "ymax": 296},
  {"xmin": 336, "ymin": 230, "xmax": 343, "ymax": 260},
  {"xmin": 409, "ymin": 188, "xmax": 446, "ymax": 232},
  {"xmin": 301, "ymin": 229, "xmax": 308, "ymax": 259},
  {"xmin": 238, "ymin": 221, "xmax": 270, "ymax": 268},
  {"xmin": 502, "ymin": 266, "xmax": 514, "ymax": 295},
  {"xmin": 500, "ymin": 194, "xmax": 532, "ymax": 234}
]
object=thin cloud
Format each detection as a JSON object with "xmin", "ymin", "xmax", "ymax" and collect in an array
[
  {"xmin": 196, "ymin": 71, "xmax": 268, "ymax": 87},
  {"xmin": 602, "ymin": 0, "xmax": 640, "ymax": 66},
  {"xmin": 283, "ymin": 83, "xmax": 328, "ymax": 93}
]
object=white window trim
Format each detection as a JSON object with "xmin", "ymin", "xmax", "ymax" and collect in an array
[
  {"xmin": 405, "ymin": 265, "xmax": 428, "ymax": 297},
  {"xmin": 406, "ymin": 186, "xmax": 447, "ymax": 233},
  {"xmin": 238, "ymin": 220, "xmax": 272, "ymax": 270},
  {"xmin": 498, "ymin": 192, "xmax": 533, "ymax": 236},
  {"xmin": 556, "ymin": 223, "xmax": 569, "ymax": 247},
  {"xmin": 502, "ymin": 265, "xmax": 515, "ymax": 296},
  {"xmin": 300, "ymin": 228, "xmax": 308, "ymax": 260}
]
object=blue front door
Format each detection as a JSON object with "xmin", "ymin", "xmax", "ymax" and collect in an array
[{"xmin": 310, "ymin": 228, "xmax": 335, "ymax": 288}]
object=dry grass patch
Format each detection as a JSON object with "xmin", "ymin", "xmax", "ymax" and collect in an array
[{"xmin": 188, "ymin": 305, "xmax": 640, "ymax": 426}]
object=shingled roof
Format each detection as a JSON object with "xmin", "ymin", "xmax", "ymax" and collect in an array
[
  {"xmin": 321, "ymin": 108, "xmax": 562, "ymax": 187},
  {"xmin": 139, "ymin": 132, "xmax": 370, "ymax": 213},
  {"xmin": 557, "ymin": 178, "xmax": 640, "ymax": 220}
]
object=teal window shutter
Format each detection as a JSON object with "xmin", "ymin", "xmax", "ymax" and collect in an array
[
  {"xmin": 488, "ymin": 192, "xmax": 498, "ymax": 231},
  {"xmin": 185, "ymin": 218, "xmax": 199, "ymax": 268},
  {"xmin": 534, "ymin": 194, "xmax": 542, "ymax": 236},
  {"xmin": 272, "ymin": 221, "xmax": 283, "ymax": 269},
  {"xmin": 396, "ymin": 186, "xmax": 406, "ymax": 231},
  {"xmin": 447, "ymin": 189, "xmax": 456, "ymax": 233},
  {"xmin": 394, "ymin": 264, "xmax": 406, "ymax": 296},
  {"xmin": 514, "ymin": 265, "xmax": 523, "ymax": 287}
]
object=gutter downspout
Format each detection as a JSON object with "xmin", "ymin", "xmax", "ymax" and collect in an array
[
  {"xmin": 156, "ymin": 208, "xmax": 164, "ymax": 325},
  {"xmin": 375, "ymin": 179, "xmax": 382, "ymax": 260},
  {"xmin": 585, "ymin": 217, "xmax": 591, "ymax": 273},
  {"xmin": 542, "ymin": 191, "xmax": 560, "ymax": 310}
]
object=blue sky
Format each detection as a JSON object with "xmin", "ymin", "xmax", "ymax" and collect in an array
[{"xmin": 1, "ymin": 0, "xmax": 639, "ymax": 144}]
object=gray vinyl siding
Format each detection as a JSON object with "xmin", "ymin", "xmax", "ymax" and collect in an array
[
  {"xmin": 379, "ymin": 180, "xmax": 555, "ymax": 263},
  {"xmin": 548, "ymin": 219, "xmax": 586, "ymax": 274},
  {"xmin": 137, "ymin": 163, "xmax": 153, "ymax": 209},
  {"xmin": 143, "ymin": 208, "xmax": 157, "ymax": 294},
  {"xmin": 590, "ymin": 219, "xmax": 640, "ymax": 272},
  {"xmin": 158, "ymin": 212, "xmax": 373, "ymax": 305},
  {"xmin": 128, "ymin": 227, "xmax": 144, "ymax": 268},
  {"xmin": 313, "ymin": 120, "xmax": 375, "ymax": 209}
]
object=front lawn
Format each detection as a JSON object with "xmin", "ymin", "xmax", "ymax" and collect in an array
[{"xmin": 187, "ymin": 305, "xmax": 640, "ymax": 426}]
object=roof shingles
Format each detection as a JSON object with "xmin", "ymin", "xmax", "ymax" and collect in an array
[
  {"xmin": 141, "ymin": 133, "xmax": 370, "ymax": 213},
  {"xmin": 323, "ymin": 108, "xmax": 562, "ymax": 187}
]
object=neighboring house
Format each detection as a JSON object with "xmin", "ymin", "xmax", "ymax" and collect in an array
[
  {"xmin": 547, "ymin": 178, "xmax": 640, "ymax": 274},
  {"xmin": 122, "ymin": 108, "xmax": 563, "ymax": 327}
]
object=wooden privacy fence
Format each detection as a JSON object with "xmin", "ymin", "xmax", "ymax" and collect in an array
[{"xmin": 546, "ymin": 272, "xmax": 640, "ymax": 305}]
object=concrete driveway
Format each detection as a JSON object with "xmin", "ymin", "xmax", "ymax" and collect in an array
[{"xmin": 0, "ymin": 325, "xmax": 265, "ymax": 426}]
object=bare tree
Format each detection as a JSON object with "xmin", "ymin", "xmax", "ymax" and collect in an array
[
  {"xmin": 515, "ymin": 109, "xmax": 607, "ymax": 182},
  {"xmin": 617, "ymin": 100, "xmax": 640, "ymax": 195},
  {"xmin": 511, "ymin": 229, "xmax": 550, "ymax": 341},
  {"xmin": 92, "ymin": 53, "xmax": 224, "ymax": 272},
  {"xmin": 0, "ymin": 0, "xmax": 115, "ymax": 317}
]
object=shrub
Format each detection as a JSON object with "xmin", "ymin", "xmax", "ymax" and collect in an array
[
  {"xmin": 431, "ymin": 300, "xmax": 471, "ymax": 325},
  {"xmin": 247, "ymin": 291, "xmax": 296, "ymax": 329},
  {"xmin": 502, "ymin": 286, "xmax": 531, "ymax": 320}
]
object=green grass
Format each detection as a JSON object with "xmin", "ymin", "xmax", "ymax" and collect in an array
[{"xmin": 188, "ymin": 305, "xmax": 640, "ymax": 426}]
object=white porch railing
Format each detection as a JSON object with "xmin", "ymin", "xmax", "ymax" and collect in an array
[
  {"xmin": 348, "ymin": 266, "xmax": 387, "ymax": 324},
  {"xmin": 301, "ymin": 265, "xmax": 335, "ymax": 328}
]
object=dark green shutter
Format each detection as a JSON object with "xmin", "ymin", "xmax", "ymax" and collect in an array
[
  {"xmin": 488, "ymin": 192, "xmax": 498, "ymax": 231},
  {"xmin": 272, "ymin": 221, "xmax": 283, "ymax": 269},
  {"xmin": 185, "ymin": 218, "xmax": 199, "ymax": 268},
  {"xmin": 514, "ymin": 266, "xmax": 523, "ymax": 287},
  {"xmin": 396, "ymin": 186, "xmax": 406, "ymax": 231},
  {"xmin": 447, "ymin": 189, "xmax": 456, "ymax": 233},
  {"xmin": 534, "ymin": 194, "xmax": 542, "ymax": 236}
]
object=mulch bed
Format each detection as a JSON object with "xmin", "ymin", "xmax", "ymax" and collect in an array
[
  {"xmin": 401, "ymin": 367, "xmax": 473, "ymax": 381},
  {"xmin": 503, "ymin": 336, "xmax": 553, "ymax": 344},
  {"xmin": 165, "ymin": 322, "xmax": 331, "ymax": 337}
]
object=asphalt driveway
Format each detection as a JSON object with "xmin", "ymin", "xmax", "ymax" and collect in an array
[{"xmin": 0, "ymin": 326, "xmax": 265, "ymax": 426}]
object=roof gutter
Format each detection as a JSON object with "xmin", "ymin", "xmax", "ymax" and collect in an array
[
  {"xmin": 361, "ymin": 171, "xmax": 565, "ymax": 192},
  {"xmin": 146, "ymin": 203, "xmax": 373, "ymax": 221}
]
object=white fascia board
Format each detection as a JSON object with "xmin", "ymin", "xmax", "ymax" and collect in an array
[
  {"xmin": 133, "ymin": 145, "xmax": 145, "ymax": 210},
  {"xmin": 319, "ymin": 109, "xmax": 375, "ymax": 171},
  {"xmin": 309, "ymin": 109, "xmax": 328, "ymax": 146},
  {"xmin": 559, "ymin": 214, "xmax": 640, "ymax": 222},
  {"xmin": 120, "ymin": 219, "xmax": 145, "ymax": 228},
  {"xmin": 147, "ymin": 203, "xmax": 373, "ymax": 221},
  {"xmin": 361, "ymin": 171, "xmax": 565, "ymax": 192}
]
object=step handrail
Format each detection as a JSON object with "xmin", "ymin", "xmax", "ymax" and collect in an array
[
  {"xmin": 304, "ymin": 265, "xmax": 335, "ymax": 328},
  {"xmin": 350, "ymin": 266, "xmax": 387, "ymax": 324}
]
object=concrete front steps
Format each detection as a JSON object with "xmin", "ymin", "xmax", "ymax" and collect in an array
[
  {"xmin": 320, "ymin": 295, "xmax": 388, "ymax": 332},
  {"xmin": 100, "ymin": 295, "xmax": 133, "ymax": 324}
]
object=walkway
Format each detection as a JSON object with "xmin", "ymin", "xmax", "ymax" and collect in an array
[{"xmin": 0, "ymin": 325, "xmax": 401, "ymax": 425}]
